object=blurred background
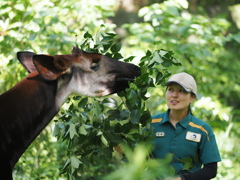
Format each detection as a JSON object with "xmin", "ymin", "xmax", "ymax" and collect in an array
[{"xmin": 1, "ymin": 0, "xmax": 240, "ymax": 179}]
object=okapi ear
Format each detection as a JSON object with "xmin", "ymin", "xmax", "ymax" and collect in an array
[
  {"xmin": 17, "ymin": 51, "xmax": 37, "ymax": 73},
  {"xmin": 71, "ymin": 46, "xmax": 82, "ymax": 55},
  {"xmin": 33, "ymin": 54, "xmax": 71, "ymax": 80}
]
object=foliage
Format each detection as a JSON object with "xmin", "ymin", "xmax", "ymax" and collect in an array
[
  {"xmin": 1, "ymin": 0, "xmax": 240, "ymax": 179},
  {"xmin": 104, "ymin": 144, "xmax": 175, "ymax": 180},
  {"xmin": 53, "ymin": 29, "xmax": 181, "ymax": 179},
  {"xmin": 13, "ymin": 128, "xmax": 67, "ymax": 180}
]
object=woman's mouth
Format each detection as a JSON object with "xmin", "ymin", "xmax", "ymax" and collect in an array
[{"xmin": 171, "ymin": 100, "xmax": 179, "ymax": 105}]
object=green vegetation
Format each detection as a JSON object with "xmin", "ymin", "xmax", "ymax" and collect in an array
[{"xmin": 1, "ymin": 0, "xmax": 239, "ymax": 179}]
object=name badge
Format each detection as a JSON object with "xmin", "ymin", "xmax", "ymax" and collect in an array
[
  {"xmin": 186, "ymin": 131, "xmax": 201, "ymax": 142},
  {"xmin": 156, "ymin": 132, "xmax": 165, "ymax": 137}
]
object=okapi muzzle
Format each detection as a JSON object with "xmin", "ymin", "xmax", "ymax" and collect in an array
[{"xmin": 0, "ymin": 46, "xmax": 141, "ymax": 179}]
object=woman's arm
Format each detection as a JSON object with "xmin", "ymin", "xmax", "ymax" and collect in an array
[{"xmin": 182, "ymin": 162, "xmax": 218, "ymax": 180}]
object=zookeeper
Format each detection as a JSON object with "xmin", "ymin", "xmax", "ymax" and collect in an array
[{"xmin": 151, "ymin": 72, "xmax": 221, "ymax": 180}]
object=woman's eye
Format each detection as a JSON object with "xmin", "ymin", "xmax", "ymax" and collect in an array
[{"xmin": 179, "ymin": 89, "xmax": 186, "ymax": 93}]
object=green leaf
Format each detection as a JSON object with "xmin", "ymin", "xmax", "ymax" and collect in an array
[
  {"xmin": 107, "ymin": 109, "xmax": 120, "ymax": 120},
  {"xmin": 93, "ymin": 101, "xmax": 102, "ymax": 115},
  {"xmin": 103, "ymin": 132, "xmax": 119, "ymax": 143},
  {"xmin": 171, "ymin": 57, "xmax": 181, "ymax": 66},
  {"xmin": 149, "ymin": 51, "xmax": 163, "ymax": 65},
  {"xmin": 101, "ymin": 135, "xmax": 109, "ymax": 146},
  {"xmin": 161, "ymin": 59, "xmax": 173, "ymax": 67},
  {"xmin": 73, "ymin": 95, "xmax": 81, "ymax": 101},
  {"xmin": 120, "ymin": 109, "xmax": 130, "ymax": 120},
  {"xmin": 110, "ymin": 43, "xmax": 122, "ymax": 53},
  {"xmin": 83, "ymin": 31, "xmax": 92, "ymax": 39},
  {"xmin": 70, "ymin": 156, "xmax": 82, "ymax": 169},
  {"xmin": 156, "ymin": 71, "xmax": 163, "ymax": 85},
  {"xmin": 53, "ymin": 124, "xmax": 60, "ymax": 137},
  {"xmin": 78, "ymin": 97, "xmax": 88, "ymax": 108},
  {"xmin": 130, "ymin": 109, "xmax": 141, "ymax": 124},
  {"xmin": 166, "ymin": 6, "xmax": 180, "ymax": 16},
  {"xmin": 181, "ymin": 157, "xmax": 193, "ymax": 170},
  {"xmin": 69, "ymin": 123, "xmax": 78, "ymax": 139},
  {"xmin": 79, "ymin": 125, "xmax": 88, "ymax": 135},
  {"xmin": 146, "ymin": 50, "xmax": 152, "ymax": 56},
  {"xmin": 113, "ymin": 52, "xmax": 123, "ymax": 59},
  {"xmin": 100, "ymin": 24, "xmax": 105, "ymax": 28},
  {"xmin": 163, "ymin": 153, "xmax": 174, "ymax": 164},
  {"xmin": 61, "ymin": 158, "xmax": 70, "ymax": 172},
  {"xmin": 139, "ymin": 110, "xmax": 152, "ymax": 126},
  {"xmin": 232, "ymin": 34, "xmax": 240, "ymax": 43},
  {"xmin": 127, "ymin": 90, "xmax": 138, "ymax": 106},
  {"xmin": 103, "ymin": 98, "xmax": 118, "ymax": 108},
  {"xmin": 124, "ymin": 56, "xmax": 135, "ymax": 62},
  {"xmin": 82, "ymin": 124, "xmax": 92, "ymax": 129}
]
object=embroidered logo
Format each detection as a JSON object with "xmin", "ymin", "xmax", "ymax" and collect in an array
[{"xmin": 188, "ymin": 122, "xmax": 209, "ymax": 141}]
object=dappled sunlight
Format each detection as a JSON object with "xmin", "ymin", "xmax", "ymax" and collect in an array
[{"xmin": 1, "ymin": 0, "xmax": 239, "ymax": 179}]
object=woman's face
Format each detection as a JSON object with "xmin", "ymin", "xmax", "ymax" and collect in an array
[{"xmin": 166, "ymin": 83, "xmax": 196, "ymax": 112}]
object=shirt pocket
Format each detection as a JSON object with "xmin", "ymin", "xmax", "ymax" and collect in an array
[{"xmin": 177, "ymin": 139, "xmax": 199, "ymax": 158}]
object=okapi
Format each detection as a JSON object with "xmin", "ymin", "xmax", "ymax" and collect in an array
[{"xmin": 0, "ymin": 47, "xmax": 141, "ymax": 179}]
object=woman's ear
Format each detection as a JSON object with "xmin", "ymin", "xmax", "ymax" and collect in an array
[{"xmin": 190, "ymin": 94, "xmax": 196, "ymax": 103}]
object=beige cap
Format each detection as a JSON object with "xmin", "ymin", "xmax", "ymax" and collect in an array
[{"xmin": 166, "ymin": 72, "xmax": 197, "ymax": 96}]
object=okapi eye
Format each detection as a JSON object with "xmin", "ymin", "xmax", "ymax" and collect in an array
[{"xmin": 91, "ymin": 63, "xmax": 99, "ymax": 71}]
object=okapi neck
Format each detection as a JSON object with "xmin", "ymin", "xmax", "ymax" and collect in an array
[{"xmin": 0, "ymin": 71, "xmax": 59, "ymax": 169}]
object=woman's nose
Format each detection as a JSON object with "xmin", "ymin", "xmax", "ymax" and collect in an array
[{"xmin": 172, "ymin": 91, "xmax": 179, "ymax": 97}]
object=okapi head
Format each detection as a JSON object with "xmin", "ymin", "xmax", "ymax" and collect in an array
[{"xmin": 18, "ymin": 46, "xmax": 141, "ymax": 106}]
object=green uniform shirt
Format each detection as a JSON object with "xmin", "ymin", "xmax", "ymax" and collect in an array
[{"xmin": 151, "ymin": 110, "xmax": 221, "ymax": 174}]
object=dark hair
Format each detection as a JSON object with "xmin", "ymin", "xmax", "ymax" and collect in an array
[
  {"xmin": 188, "ymin": 104, "xmax": 193, "ymax": 115},
  {"xmin": 189, "ymin": 93, "xmax": 196, "ymax": 115}
]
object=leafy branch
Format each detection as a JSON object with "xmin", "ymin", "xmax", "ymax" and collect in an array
[{"xmin": 53, "ymin": 26, "xmax": 181, "ymax": 179}]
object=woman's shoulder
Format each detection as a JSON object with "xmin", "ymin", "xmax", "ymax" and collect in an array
[{"xmin": 190, "ymin": 116, "xmax": 212, "ymax": 130}]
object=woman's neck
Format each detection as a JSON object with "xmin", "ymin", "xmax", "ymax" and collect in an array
[{"xmin": 169, "ymin": 109, "xmax": 188, "ymax": 127}]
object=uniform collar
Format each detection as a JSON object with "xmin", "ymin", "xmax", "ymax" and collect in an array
[{"xmin": 162, "ymin": 109, "xmax": 192, "ymax": 128}]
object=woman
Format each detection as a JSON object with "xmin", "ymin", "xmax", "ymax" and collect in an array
[{"xmin": 151, "ymin": 72, "xmax": 221, "ymax": 180}]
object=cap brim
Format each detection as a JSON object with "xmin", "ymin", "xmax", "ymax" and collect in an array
[{"xmin": 165, "ymin": 81, "xmax": 192, "ymax": 93}]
